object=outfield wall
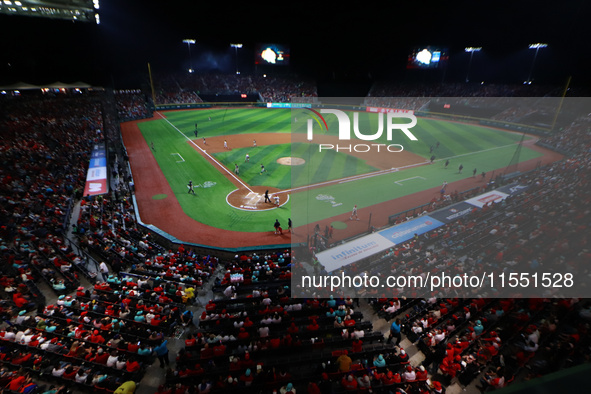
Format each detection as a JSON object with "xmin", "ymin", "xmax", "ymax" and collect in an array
[
  {"xmin": 130, "ymin": 193, "xmax": 294, "ymax": 256},
  {"xmin": 314, "ymin": 183, "xmax": 528, "ymax": 273}
]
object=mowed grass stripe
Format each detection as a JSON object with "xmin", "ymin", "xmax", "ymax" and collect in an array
[
  {"xmin": 138, "ymin": 120, "xmax": 235, "ymax": 199},
  {"xmin": 309, "ymin": 149, "xmax": 339, "ymax": 185},
  {"xmin": 439, "ymin": 122, "xmax": 494, "ymax": 154},
  {"xmin": 237, "ymin": 110, "xmax": 291, "ymax": 134},
  {"xmin": 173, "ymin": 109, "xmax": 256, "ymax": 135},
  {"xmin": 136, "ymin": 110, "xmax": 549, "ymax": 232},
  {"xmin": 138, "ymin": 118, "xmax": 291, "ymax": 231},
  {"xmin": 290, "ymin": 143, "xmax": 315, "ymax": 187},
  {"xmin": 268, "ymin": 163, "xmax": 292, "ymax": 190},
  {"xmin": 214, "ymin": 109, "xmax": 274, "ymax": 133},
  {"xmin": 324, "ymin": 152, "xmax": 348, "ymax": 181},
  {"xmin": 166, "ymin": 108, "xmax": 291, "ymax": 138},
  {"xmin": 277, "ymin": 167, "xmax": 293, "ymax": 190},
  {"xmin": 418, "ymin": 121, "xmax": 478, "ymax": 158},
  {"xmin": 215, "ymin": 108, "xmax": 291, "ymax": 134},
  {"xmin": 343, "ymin": 153, "xmax": 367, "ymax": 177},
  {"xmin": 449, "ymin": 122, "xmax": 524, "ymax": 150},
  {"xmin": 164, "ymin": 111, "xmax": 208, "ymax": 137},
  {"xmin": 295, "ymin": 144, "xmax": 544, "ymax": 223},
  {"xmin": 214, "ymin": 144, "xmax": 292, "ymax": 187},
  {"xmin": 254, "ymin": 145, "xmax": 287, "ymax": 167}
]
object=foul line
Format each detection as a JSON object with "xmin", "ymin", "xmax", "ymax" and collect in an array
[
  {"xmin": 171, "ymin": 153, "xmax": 185, "ymax": 163},
  {"xmin": 154, "ymin": 114, "xmax": 526, "ymax": 197},
  {"xmin": 156, "ymin": 112, "xmax": 253, "ymax": 193},
  {"xmin": 395, "ymin": 176, "xmax": 426, "ymax": 186},
  {"xmin": 276, "ymin": 141, "xmax": 524, "ymax": 195}
]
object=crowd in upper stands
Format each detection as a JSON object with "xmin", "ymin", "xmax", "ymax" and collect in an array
[
  {"xmin": 539, "ymin": 114, "xmax": 591, "ymax": 154},
  {"xmin": 0, "ymin": 75, "xmax": 590, "ymax": 394},
  {"xmin": 114, "ymin": 90, "xmax": 153, "ymax": 121},
  {"xmin": 152, "ymin": 72, "xmax": 318, "ymax": 104},
  {"xmin": 367, "ymin": 81, "xmax": 589, "ymax": 98}
]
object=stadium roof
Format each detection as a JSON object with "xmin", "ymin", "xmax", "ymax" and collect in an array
[
  {"xmin": 0, "ymin": 81, "xmax": 93, "ymax": 90},
  {"xmin": 0, "ymin": 0, "xmax": 98, "ymax": 23}
]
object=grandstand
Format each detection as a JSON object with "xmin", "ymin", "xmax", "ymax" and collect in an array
[
  {"xmin": 1, "ymin": 2, "xmax": 591, "ymax": 394},
  {"xmin": 1, "ymin": 75, "xmax": 590, "ymax": 394}
]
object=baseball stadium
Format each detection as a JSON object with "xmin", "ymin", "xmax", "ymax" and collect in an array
[
  {"xmin": 122, "ymin": 100, "xmax": 562, "ymax": 250},
  {"xmin": 1, "ymin": 2, "xmax": 591, "ymax": 394}
]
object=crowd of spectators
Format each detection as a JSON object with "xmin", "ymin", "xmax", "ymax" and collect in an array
[
  {"xmin": 298, "ymin": 102, "xmax": 591, "ymax": 391},
  {"xmin": 151, "ymin": 72, "xmax": 317, "ymax": 105},
  {"xmin": 1, "ymin": 77, "xmax": 590, "ymax": 394},
  {"xmin": 367, "ymin": 81, "xmax": 589, "ymax": 98},
  {"xmin": 538, "ymin": 115, "xmax": 591, "ymax": 154},
  {"xmin": 114, "ymin": 90, "xmax": 153, "ymax": 121}
]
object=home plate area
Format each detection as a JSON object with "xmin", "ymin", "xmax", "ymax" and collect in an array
[{"xmin": 226, "ymin": 186, "xmax": 287, "ymax": 211}]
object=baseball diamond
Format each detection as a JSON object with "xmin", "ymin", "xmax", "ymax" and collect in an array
[{"xmin": 120, "ymin": 106, "xmax": 561, "ymax": 249}]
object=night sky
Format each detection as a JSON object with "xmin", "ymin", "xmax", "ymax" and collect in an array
[{"xmin": 0, "ymin": 0, "xmax": 590, "ymax": 90}]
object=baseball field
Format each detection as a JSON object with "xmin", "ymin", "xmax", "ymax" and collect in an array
[{"xmin": 120, "ymin": 106, "xmax": 560, "ymax": 249}]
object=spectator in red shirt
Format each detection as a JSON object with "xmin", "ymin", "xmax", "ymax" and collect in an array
[
  {"xmin": 213, "ymin": 342, "xmax": 226, "ymax": 357},
  {"xmin": 185, "ymin": 333, "xmax": 197, "ymax": 348},
  {"xmin": 126, "ymin": 357, "xmax": 142, "ymax": 373},
  {"xmin": 128, "ymin": 341, "xmax": 140, "ymax": 353},
  {"xmin": 6, "ymin": 374, "xmax": 28, "ymax": 392},
  {"xmin": 237, "ymin": 328, "xmax": 250, "ymax": 340},
  {"xmin": 352, "ymin": 338, "xmax": 363, "ymax": 353},
  {"xmin": 341, "ymin": 374, "xmax": 358, "ymax": 391},
  {"xmin": 93, "ymin": 348, "xmax": 109, "ymax": 364},
  {"xmin": 88, "ymin": 330, "xmax": 104, "ymax": 344},
  {"xmin": 416, "ymin": 365, "xmax": 429, "ymax": 380},
  {"xmin": 307, "ymin": 319, "xmax": 319, "ymax": 331}
]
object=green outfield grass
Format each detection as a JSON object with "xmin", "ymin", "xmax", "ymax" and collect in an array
[
  {"xmin": 289, "ymin": 109, "xmax": 530, "ymax": 159},
  {"xmin": 213, "ymin": 143, "xmax": 380, "ymax": 189},
  {"xmin": 135, "ymin": 108, "xmax": 544, "ymax": 233},
  {"xmin": 163, "ymin": 107, "xmax": 292, "ymax": 137},
  {"xmin": 291, "ymin": 142, "xmax": 542, "ymax": 225},
  {"xmin": 138, "ymin": 117, "xmax": 290, "ymax": 232}
]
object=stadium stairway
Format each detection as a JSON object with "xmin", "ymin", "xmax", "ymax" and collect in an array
[{"xmin": 134, "ymin": 263, "xmax": 224, "ymax": 394}]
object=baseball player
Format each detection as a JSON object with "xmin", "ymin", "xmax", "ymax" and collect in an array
[{"xmin": 350, "ymin": 205, "xmax": 359, "ymax": 220}]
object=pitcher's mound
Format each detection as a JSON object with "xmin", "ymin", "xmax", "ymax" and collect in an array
[{"xmin": 277, "ymin": 157, "xmax": 305, "ymax": 166}]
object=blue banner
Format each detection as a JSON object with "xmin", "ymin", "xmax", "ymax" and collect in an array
[
  {"xmin": 377, "ymin": 216, "xmax": 445, "ymax": 244},
  {"xmin": 429, "ymin": 202, "xmax": 475, "ymax": 224}
]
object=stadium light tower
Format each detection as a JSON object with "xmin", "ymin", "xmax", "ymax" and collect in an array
[
  {"xmin": 183, "ymin": 39, "xmax": 196, "ymax": 73},
  {"xmin": 230, "ymin": 43, "xmax": 243, "ymax": 74},
  {"xmin": 526, "ymin": 43, "xmax": 547, "ymax": 84},
  {"xmin": 464, "ymin": 47, "xmax": 481, "ymax": 83}
]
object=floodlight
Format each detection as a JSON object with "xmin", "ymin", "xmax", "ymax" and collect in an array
[
  {"xmin": 526, "ymin": 43, "xmax": 548, "ymax": 83},
  {"xmin": 183, "ymin": 39, "xmax": 196, "ymax": 73},
  {"xmin": 464, "ymin": 47, "xmax": 482, "ymax": 82},
  {"xmin": 231, "ymin": 43, "xmax": 243, "ymax": 74}
]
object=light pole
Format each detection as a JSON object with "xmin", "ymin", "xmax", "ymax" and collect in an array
[
  {"xmin": 526, "ymin": 43, "xmax": 547, "ymax": 84},
  {"xmin": 230, "ymin": 43, "xmax": 243, "ymax": 74},
  {"xmin": 464, "ymin": 47, "xmax": 481, "ymax": 83},
  {"xmin": 183, "ymin": 39, "xmax": 196, "ymax": 73}
]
